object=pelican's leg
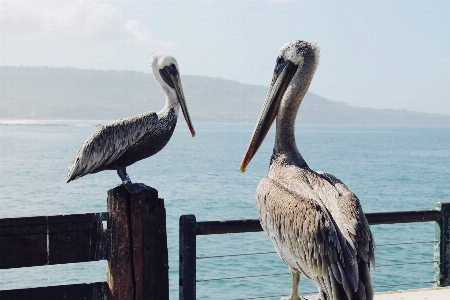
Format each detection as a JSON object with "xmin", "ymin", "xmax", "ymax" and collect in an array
[
  {"xmin": 281, "ymin": 271, "xmax": 301, "ymax": 300},
  {"xmin": 117, "ymin": 167, "xmax": 149, "ymax": 194}
]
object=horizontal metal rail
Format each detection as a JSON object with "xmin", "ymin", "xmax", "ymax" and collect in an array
[
  {"xmin": 366, "ymin": 209, "xmax": 442, "ymax": 225},
  {"xmin": 197, "ymin": 251, "xmax": 277, "ymax": 260},
  {"xmin": 195, "ymin": 209, "xmax": 442, "ymax": 235},
  {"xmin": 196, "ymin": 218, "xmax": 262, "ymax": 235}
]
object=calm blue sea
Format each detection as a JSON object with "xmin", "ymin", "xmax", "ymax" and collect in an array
[{"xmin": 0, "ymin": 121, "xmax": 449, "ymax": 299}]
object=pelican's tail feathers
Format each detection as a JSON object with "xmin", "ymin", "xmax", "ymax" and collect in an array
[{"xmin": 325, "ymin": 259, "xmax": 373, "ymax": 300}]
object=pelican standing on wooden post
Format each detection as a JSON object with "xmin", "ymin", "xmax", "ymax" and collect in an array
[
  {"xmin": 240, "ymin": 40, "xmax": 376, "ymax": 300},
  {"xmin": 67, "ymin": 53, "xmax": 195, "ymax": 194}
]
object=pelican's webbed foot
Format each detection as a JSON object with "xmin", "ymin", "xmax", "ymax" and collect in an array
[{"xmin": 117, "ymin": 168, "xmax": 151, "ymax": 194}]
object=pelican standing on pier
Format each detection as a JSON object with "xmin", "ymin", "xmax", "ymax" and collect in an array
[
  {"xmin": 67, "ymin": 53, "xmax": 195, "ymax": 193},
  {"xmin": 240, "ymin": 41, "xmax": 376, "ymax": 300}
]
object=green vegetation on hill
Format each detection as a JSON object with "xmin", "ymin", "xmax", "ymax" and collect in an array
[{"xmin": 1, "ymin": 66, "xmax": 449, "ymax": 126}]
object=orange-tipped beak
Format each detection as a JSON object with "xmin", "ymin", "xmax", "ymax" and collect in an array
[
  {"xmin": 240, "ymin": 60, "xmax": 297, "ymax": 173},
  {"xmin": 189, "ymin": 127, "xmax": 196, "ymax": 138},
  {"xmin": 240, "ymin": 146, "xmax": 254, "ymax": 173}
]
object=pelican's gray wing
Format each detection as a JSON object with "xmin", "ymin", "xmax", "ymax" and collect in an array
[
  {"xmin": 317, "ymin": 172, "xmax": 376, "ymax": 268},
  {"xmin": 67, "ymin": 112, "xmax": 158, "ymax": 182},
  {"xmin": 256, "ymin": 176, "xmax": 374, "ymax": 300}
]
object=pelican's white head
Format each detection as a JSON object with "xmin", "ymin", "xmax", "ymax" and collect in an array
[
  {"xmin": 150, "ymin": 52, "xmax": 180, "ymax": 94},
  {"xmin": 149, "ymin": 53, "xmax": 195, "ymax": 137},
  {"xmin": 276, "ymin": 40, "xmax": 320, "ymax": 72}
]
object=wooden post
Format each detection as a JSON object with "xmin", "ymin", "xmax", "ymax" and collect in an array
[
  {"xmin": 179, "ymin": 214, "xmax": 196, "ymax": 300},
  {"xmin": 435, "ymin": 202, "xmax": 450, "ymax": 287},
  {"xmin": 107, "ymin": 186, "xmax": 169, "ymax": 300}
]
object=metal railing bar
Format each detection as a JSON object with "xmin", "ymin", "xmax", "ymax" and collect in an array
[
  {"xmin": 366, "ymin": 210, "xmax": 442, "ymax": 225},
  {"xmin": 197, "ymin": 272, "xmax": 290, "ymax": 282},
  {"xmin": 196, "ymin": 219, "xmax": 261, "ymax": 235},
  {"xmin": 197, "ymin": 251, "xmax": 277, "ymax": 260},
  {"xmin": 376, "ymin": 260, "xmax": 437, "ymax": 268},
  {"xmin": 195, "ymin": 209, "xmax": 442, "ymax": 236},
  {"xmin": 374, "ymin": 280, "xmax": 436, "ymax": 289}
]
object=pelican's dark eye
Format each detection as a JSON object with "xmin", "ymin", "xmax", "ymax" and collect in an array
[
  {"xmin": 274, "ymin": 56, "xmax": 288, "ymax": 74},
  {"xmin": 171, "ymin": 63, "xmax": 176, "ymax": 69},
  {"xmin": 276, "ymin": 57, "xmax": 284, "ymax": 65}
]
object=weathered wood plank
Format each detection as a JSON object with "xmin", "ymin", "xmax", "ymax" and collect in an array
[
  {"xmin": 48, "ymin": 221, "xmax": 104, "ymax": 265},
  {"xmin": 0, "ymin": 234, "xmax": 47, "ymax": 268},
  {"xmin": 0, "ymin": 282, "xmax": 107, "ymax": 300},
  {"xmin": 134, "ymin": 188, "xmax": 169, "ymax": 300},
  {"xmin": 107, "ymin": 185, "xmax": 168, "ymax": 300},
  {"xmin": 0, "ymin": 220, "xmax": 108, "ymax": 269},
  {"xmin": 0, "ymin": 225, "xmax": 47, "ymax": 237},
  {"xmin": 0, "ymin": 212, "xmax": 107, "ymax": 228},
  {"xmin": 0, "ymin": 222, "xmax": 101, "ymax": 237},
  {"xmin": 130, "ymin": 190, "xmax": 145, "ymax": 300},
  {"xmin": 107, "ymin": 186, "xmax": 135, "ymax": 299}
]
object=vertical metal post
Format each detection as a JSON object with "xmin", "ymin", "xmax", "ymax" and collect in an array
[
  {"xmin": 435, "ymin": 202, "xmax": 450, "ymax": 287},
  {"xmin": 180, "ymin": 215, "xmax": 196, "ymax": 300}
]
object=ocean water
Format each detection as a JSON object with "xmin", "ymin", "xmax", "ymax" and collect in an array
[{"xmin": 0, "ymin": 121, "xmax": 449, "ymax": 299}]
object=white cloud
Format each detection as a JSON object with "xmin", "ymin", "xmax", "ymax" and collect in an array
[
  {"xmin": 124, "ymin": 20, "xmax": 152, "ymax": 43},
  {"xmin": 0, "ymin": 0, "xmax": 177, "ymax": 70},
  {"xmin": 1, "ymin": 0, "xmax": 176, "ymax": 45}
]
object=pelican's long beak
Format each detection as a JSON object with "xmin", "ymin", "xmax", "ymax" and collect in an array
[
  {"xmin": 240, "ymin": 60, "xmax": 297, "ymax": 173},
  {"xmin": 163, "ymin": 66, "xmax": 196, "ymax": 137}
]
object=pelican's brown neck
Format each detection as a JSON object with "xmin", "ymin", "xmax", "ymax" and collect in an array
[{"xmin": 272, "ymin": 55, "xmax": 318, "ymax": 169}]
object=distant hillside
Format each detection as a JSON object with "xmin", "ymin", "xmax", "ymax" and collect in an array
[{"xmin": 1, "ymin": 66, "xmax": 449, "ymax": 126}]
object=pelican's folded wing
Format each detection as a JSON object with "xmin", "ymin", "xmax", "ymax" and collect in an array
[
  {"xmin": 67, "ymin": 112, "xmax": 158, "ymax": 182},
  {"xmin": 317, "ymin": 171, "xmax": 376, "ymax": 268},
  {"xmin": 256, "ymin": 177, "xmax": 367, "ymax": 300}
]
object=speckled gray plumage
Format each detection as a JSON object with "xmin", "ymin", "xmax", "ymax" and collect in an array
[
  {"xmin": 253, "ymin": 41, "xmax": 376, "ymax": 300},
  {"xmin": 67, "ymin": 107, "xmax": 177, "ymax": 182},
  {"xmin": 258, "ymin": 155, "xmax": 375, "ymax": 300}
]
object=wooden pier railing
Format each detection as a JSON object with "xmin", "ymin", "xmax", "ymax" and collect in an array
[
  {"xmin": 0, "ymin": 212, "xmax": 108, "ymax": 299},
  {"xmin": 2, "ymin": 196, "xmax": 448, "ymax": 299},
  {"xmin": 0, "ymin": 186, "xmax": 169, "ymax": 300},
  {"xmin": 179, "ymin": 202, "xmax": 450, "ymax": 300}
]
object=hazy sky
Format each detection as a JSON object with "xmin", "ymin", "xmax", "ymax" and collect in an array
[{"xmin": 1, "ymin": 0, "xmax": 449, "ymax": 115}]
